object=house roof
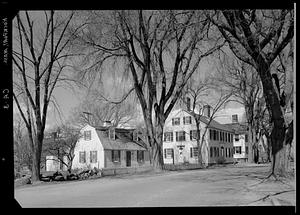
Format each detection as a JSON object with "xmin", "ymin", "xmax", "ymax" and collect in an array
[
  {"xmin": 95, "ymin": 128, "xmax": 147, "ymax": 151},
  {"xmin": 182, "ymin": 109, "xmax": 235, "ymax": 132},
  {"xmin": 224, "ymin": 122, "xmax": 248, "ymax": 134}
]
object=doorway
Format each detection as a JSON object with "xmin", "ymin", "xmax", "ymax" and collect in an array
[{"xmin": 126, "ymin": 151, "xmax": 131, "ymax": 167}]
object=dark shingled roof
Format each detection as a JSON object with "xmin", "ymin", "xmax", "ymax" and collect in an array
[
  {"xmin": 95, "ymin": 127, "xmax": 147, "ymax": 151},
  {"xmin": 183, "ymin": 109, "xmax": 234, "ymax": 132},
  {"xmin": 224, "ymin": 123, "xmax": 248, "ymax": 134}
]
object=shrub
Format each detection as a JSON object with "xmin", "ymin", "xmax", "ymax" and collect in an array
[{"xmin": 216, "ymin": 157, "xmax": 226, "ymax": 164}]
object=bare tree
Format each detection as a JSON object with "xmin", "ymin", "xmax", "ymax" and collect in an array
[
  {"xmin": 12, "ymin": 11, "xmax": 84, "ymax": 181},
  {"xmin": 43, "ymin": 125, "xmax": 82, "ymax": 173},
  {"xmin": 14, "ymin": 114, "xmax": 32, "ymax": 174},
  {"xmin": 71, "ymin": 10, "xmax": 224, "ymax": 169},
  {"xmin": 213, "ymin": 55, "xmax": 262, "ymax": 163},
  {"xmin": 68, "ymin": 89, "xmax": 138, "ymax": 128},
  {"xmin": 208, "ymin": 9, "xmax": 294, "ymax": 177}
]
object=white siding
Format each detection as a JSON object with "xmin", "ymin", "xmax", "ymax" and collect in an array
[
  {"xmin": 72, "ymin": 125, "xmax": 105, "ymax": 170},
  {"xmin": 163, "ymin": 109, "xmax": 210, "ymax": 165}
]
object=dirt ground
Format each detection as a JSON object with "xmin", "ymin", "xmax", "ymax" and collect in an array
[{"xmin": 14, "ymin": 163, "xmax": 295, "ymax": 207}]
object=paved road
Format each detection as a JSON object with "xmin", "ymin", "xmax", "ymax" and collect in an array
[{"xmin": 14, "ymin": 164, "xmax": 295, "ymax": 207}]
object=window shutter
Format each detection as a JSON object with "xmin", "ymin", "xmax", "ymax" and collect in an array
[
  {"xmin": 171, "ymin": 132, "xmax": 173, "ymax": 142},
  {"xmin": 164, "ymin": 149, "xmax": 166, "ymax": 158},
  {"xmin": 190, "ymin": 147, "xmax": 193, "ymax": 158}
]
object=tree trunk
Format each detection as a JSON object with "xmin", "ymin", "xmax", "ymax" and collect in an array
[
  {"xmin": 149, "ymin": 116, "xmax": 165, "ymax": 171},
  {"xmin": 31, "ymin": 132, "xmax": 44, "ymax": 182},
  {"xmin": 247, "ymin": 128, "xmax": 254, "ymax": 163},
  {"xmin": 67, "ymin": 162, "xmax": 72, "ymax": 174},
  {"xmin": 271, "ymin": 143, "xmax": 291, "ymax": 176},
  {"xmin": 31, "ymin": 150, "xmax": 41, "ymax": 181},
  {"xmin": 255, "ymin": 56, "xmax": 288, "ymax": 176},
  {"xmin": 195, "ymin": 121, "xmax": 203, "ymax": 166}
]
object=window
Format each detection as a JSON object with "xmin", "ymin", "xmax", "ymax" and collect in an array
[
  {"xmin": 213, "ymin": 147, "xmax": 218, "ymax": 157},
  {"xmin": 221, "ymin": 146, "xmax": 224, "ymax": 157},
  {"xmin": 210, "ymin": 147, "xmax": 213, "ymax": 157},
  {"xmin": 225, "ymin": 132, "xmax": 227, "ymax": 142},
  {"xmin": 90, "ymin": 151, "xmax": 97, "ymax": 163},
  {"xmin": 213, "ymin": 130, "xmax": 217, "ymax": 140},
  {"xmin": 172, "ymin": 117, "xmax": 180, "ymax": 126},
  {"xmin": 164, "ymin": 132, "xmax": 173, "ymax": 142},
  {"xmin": 176, "ymin": 131, "xmax": 186, "ymax": 141},
  {"xmin": 79, "ymin": 151, "xmax": 86, "ymax": 163},
  {"xmin": 245, "ymin": 146, "xmax": 249, "ymax": 154},
  {"xmin": 209, "ymin": 129, "xmax": 212, "ymax": 140},
  {"xmin": 190, "ymin": 130, "xmax": 199, "ymax": 141},
  {"xmin": 228, "ymin": 133, "xmax": 230, "ymax": 143},
  {"xmin": 112, "ymin": 150, "xmax": 121, "ymax": 162},
  {"xmin": 234, "ymin": 134, "xmax": 239, "ymax": 141},
  {"xmin": 231, "ymin": 134, "xmax": 233, "ymax": 143},
  {"xmin": 217, "ymin": 147, "xmax": 219, "ymax": 157},
  {"xmin": 235, "ymin": 146, "xmax": 242, "ymax": 154},
  {"xmin": 220, "ymin": 131, "xmax": 223, "ymax": 141},
  {"xmin": 190, "ymin": 147, "xmax": 199, "ymax": 158},
  {"xmin": 245, "ymin": 134, "xmax": 249, "ymax": 142},
  {"xmin": 216, "ymin": 131, "xmax": 219, "ymax": 141},
  {"xmin": 84, "ymin": 131, "xmax": 91, "ymax": 140},
  {"xmin": 137, "ymin": 151, "xmax": 144, "ymax": 162},
  {"xmin": 183, "ymin": 116, "xmax": 192, "ymax": 125},
  {"xmin": 164, "ymin": 148, "xmax": 174, "ymax": 159},
  {"xmin": 232, "ymin": 114, "xmax": 238, "ymax": 123}
]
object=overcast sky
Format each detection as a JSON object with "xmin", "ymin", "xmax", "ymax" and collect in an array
[{"xmin": 12, "ymin": 10, "xmax": 244, "ymax": 131}]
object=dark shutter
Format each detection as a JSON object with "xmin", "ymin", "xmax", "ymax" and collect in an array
[
  {"xmin": 190, "ymin": 147, "xmax": 193, "ymax": 158},
  {"xmin": 164, "ymin": 149, "xmax": 166, "ymax": 158}
]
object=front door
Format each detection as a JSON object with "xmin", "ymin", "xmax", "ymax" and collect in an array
[{"xmin": 126, "ymin": 151, "xmax": 131, "ymax": 167}]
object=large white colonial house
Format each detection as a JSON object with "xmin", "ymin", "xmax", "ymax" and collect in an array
[{"xmin": 163, "ymin": 106, "xmax": 235, "ymax": 166}]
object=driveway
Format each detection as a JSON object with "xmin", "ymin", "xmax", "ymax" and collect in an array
[{"xmin": 14, "ymin": 164, "xmax": 295, "ymax": 207}]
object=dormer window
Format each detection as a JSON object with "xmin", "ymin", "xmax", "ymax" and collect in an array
[
  {"xmin": 232, "ymin": 114, "xmax": 238, "ymax": 123},
  {"xmin": 84, "ymin": 130, "xmax": 91, "ymax": 141},
  {"xmin": 133, "ymin": 131, "xmax": 140, "ymax": 141}
]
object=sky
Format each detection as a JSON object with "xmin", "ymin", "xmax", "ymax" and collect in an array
[{"xmin": 12, "ymin": 10, "xmax": 244, "ymax": 131}]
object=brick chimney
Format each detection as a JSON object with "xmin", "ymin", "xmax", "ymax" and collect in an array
[{"xmin": 186, "ymin": 97, "xmax": 191, "ymax": 111}]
